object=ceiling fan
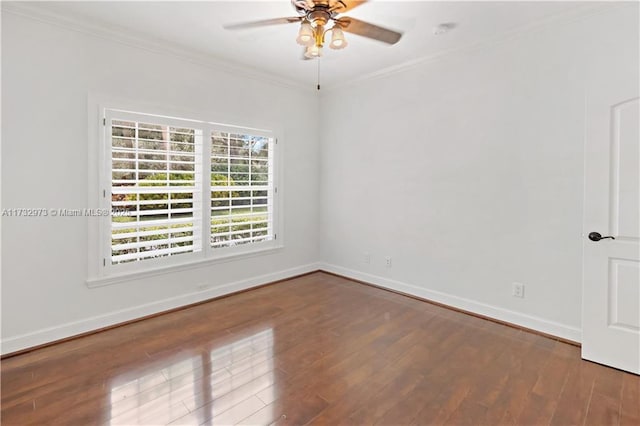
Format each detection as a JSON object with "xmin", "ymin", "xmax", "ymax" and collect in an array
[{"xmin": 224, "ymin": 0, "xmax": 403, "ymax": 59}]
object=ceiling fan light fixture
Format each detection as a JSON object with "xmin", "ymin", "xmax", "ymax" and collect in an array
[
  {"xmin": 304, "ymin": 44, "xmax": 323, "ymax": 58},
  {"xmin": 329, "ymin": 25, "xmax": 348, "ymax": 50},
  {"xmin": 296, "ymin": 20, "xmax": 315, "ymax": 46},
  {"xmin": 224, "ymin": 1, "xmax": 404, "ymax": 67}
]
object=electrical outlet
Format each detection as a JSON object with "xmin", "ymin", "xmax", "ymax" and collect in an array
[
  {"xmin": 385, "ymin": 256, "xmax": 392, "ymax": 267},
  {"xmin": 512, "ymin": 282, "xmax": 525, "ymax": 298},
  {"xmin": 364, "ymin": 253, "xmax": 371, "ymax": 264}
]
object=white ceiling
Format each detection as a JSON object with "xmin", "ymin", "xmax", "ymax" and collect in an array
[{"xmin": 25, "ymin": 1, "xmax": 602, "ymax": 88}]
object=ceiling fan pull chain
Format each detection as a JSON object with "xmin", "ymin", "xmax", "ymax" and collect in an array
[{"xmin": 317, "ymin": 57, "xmax": 321, "ymax": 91}]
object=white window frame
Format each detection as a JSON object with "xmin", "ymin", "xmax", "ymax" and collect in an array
[{"xmin": 87, "ymin": 102, "xmax": 281, "ymax": 287}]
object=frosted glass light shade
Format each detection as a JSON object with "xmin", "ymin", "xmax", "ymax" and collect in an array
[
  {"xmin": 296, "ymin": 21, "xmax": 315, "ymax": 46},
  {"xmin": 329, "ymin": 26, "xmax": 347, "ymax": 50},
  {"xmin": 304, "ymin": 44, "xmax": 322, "ymax": 58}
]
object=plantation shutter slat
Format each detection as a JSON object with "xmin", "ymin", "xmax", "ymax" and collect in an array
[
  {"xmin": 111, "ymin": 245, "xmax": 195, "ymax": 263},
  {"xmin": 112, "ymin": 226, "xmax": 195, "ymax": 241}
]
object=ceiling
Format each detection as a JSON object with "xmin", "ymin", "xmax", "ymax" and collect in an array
[{"xmin": 24, "ymin": 1, "xmax": 602, "ymax": 88}]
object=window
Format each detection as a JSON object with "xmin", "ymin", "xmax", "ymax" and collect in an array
[
  {"xmin": 100, "ymin": 108, "xmax": 277, "ymax": 277},
  {"xmin": 210, "ymin": 132, "xmax": 272, "ymax": 249}
]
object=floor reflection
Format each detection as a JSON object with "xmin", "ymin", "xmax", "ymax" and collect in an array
[{"xmin": 109, "ymin": 328, "xmax": 274, "ymax": 425}]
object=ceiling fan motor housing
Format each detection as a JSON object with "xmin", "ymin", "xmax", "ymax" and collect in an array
[
  {"xmin": 292, "ymin": 0, "xmax": 341, "ymax": 13},
  {"xmin": 308, "ymin": 9, "xmax": 332, "ymax": 27}
]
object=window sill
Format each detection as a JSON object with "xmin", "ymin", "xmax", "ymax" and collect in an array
[{"xmin": 86, "ymin": 245, "xmax": 283, "ymax": 288}]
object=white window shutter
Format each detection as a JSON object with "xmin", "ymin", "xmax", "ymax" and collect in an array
[{"xmin": 110, "ymin": 119, "xmax": 203, "ymax": 264}]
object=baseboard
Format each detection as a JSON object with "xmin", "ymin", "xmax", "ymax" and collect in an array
[
  {"xmin": 319, "ymin": 263, "xmax": 582, "ymax": 343},
  {"xmin": 1, "ymin": 263, "xmax": 321, "ymax": 355},
  {"xmin": 2, "ymin": 262, "xmax": 582, "ymax": 355}
]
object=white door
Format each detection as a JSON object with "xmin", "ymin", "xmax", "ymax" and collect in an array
[{"xmin": 582, "ymin": 58, "xmax": 640, "ymax": 374}]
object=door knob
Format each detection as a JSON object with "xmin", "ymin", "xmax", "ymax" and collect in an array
[{"xmin": 588, "ymin": 232, "xmax": 615, "ymax": 242}]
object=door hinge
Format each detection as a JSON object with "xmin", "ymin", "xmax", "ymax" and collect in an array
[
  {"xmin": 275, "ymin": 187, "xmax": 278, "ymax": 194},
  {"xmin": 103, "ymin": 189, "xmax": 106, "ymax": 198},
  {"xmin": 103, "ymin": 258, "xmax": 106, "ymax": 267},
  {"xmin": 103, "ymin": 118, "xmax": 106, "ymax": 126},
  {"xmin": 275, "ymin": 138, "xmax": 278, "ymax": 144},
  {"xmin": 274, "ymin": 233, "xmax": 277, "ymax": 240}
]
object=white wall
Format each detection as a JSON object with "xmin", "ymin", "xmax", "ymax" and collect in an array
[
  {"xmin": 2, "ymin": 4, "xmax": 637, "ymax": 353},
  {"xmin": 319, "ymin": 5, "xmax": 639, "ymax": 341},
  {"xmin": 1, "ymin": 11, "xmax": 320, "ymax": 353}
]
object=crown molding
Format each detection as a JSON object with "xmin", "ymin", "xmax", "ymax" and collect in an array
[
  {"xmin": 321, "ymin": 2, "xmax": 628, "ymax": 94},
  {"xmin": 1, "ymin": 1, "xmax": 315, "ymax": 93}
]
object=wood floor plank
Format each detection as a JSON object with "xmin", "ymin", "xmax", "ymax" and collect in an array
[
  {"xmin": 375, "ymin": 376, "xmax": 457, "ymax": 426},
  {"xmin": 515, "ymin": 392, "xmax": 558, "ymax": 426},
  {"xmin": 347, "ymin": 368, "xmax": 425, "ymax": 425},
  {"xmin": 619, "ymin": 372, "xmax": 640, "ymax": 425},
  {"xmin": 237, "ymin": 390, "xmax": 328, "ymax": 426},
  {"xmin": 584, "ymin": 391, "xmax": 621, "ymax": 426},
  {"xmin": 2, "ymin": 272, "xmax": 637, "ymax": 426},
  {"xmin": 549, "ymin": 359, "xmax": 598, "ymax": 425}
]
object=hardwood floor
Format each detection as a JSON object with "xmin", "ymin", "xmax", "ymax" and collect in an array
[{"xmin": 1, "ymin": 272, "xmax": 638, "ymax": 425}]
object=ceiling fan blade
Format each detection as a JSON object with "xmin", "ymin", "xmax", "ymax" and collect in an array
[
  {"xmin": 336, "ymin": 17, "xmax": 402, "ymax": 45},
  {"xmin": 330, "ymin": 0, "xmax": 368, "ymax": 13},
  {"xmin": 224, "ymin": 17, "xmax": 302, "ymax": 30}
]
